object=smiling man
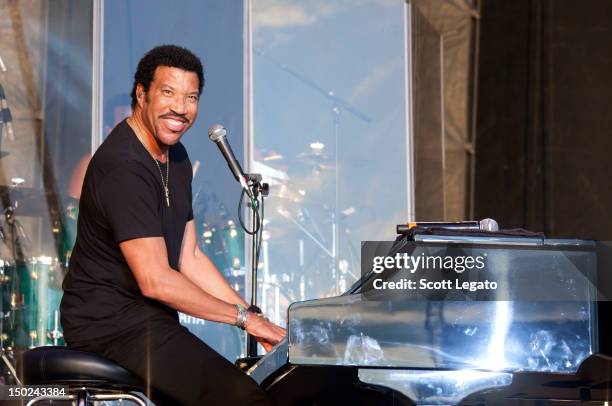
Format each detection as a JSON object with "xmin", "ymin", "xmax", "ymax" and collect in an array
[{"xmin": 60, "ymin": 45, "xmax": 284, "ymax": 405}]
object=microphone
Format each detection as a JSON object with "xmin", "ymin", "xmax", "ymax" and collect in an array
[
  {"xmin": 396, "ymin": 219, "xmax": 500, "ymax": 234},
  {"xmin": 479, "ymin": 218, "xmax": 499, "ymax": 232},
  {"xmin": 0, "ymin": 85, "xmax": 14, "ymax": 140},
  {"xmin": 208, "ymin": 124, "xmax": 253, "ymax": 199}
]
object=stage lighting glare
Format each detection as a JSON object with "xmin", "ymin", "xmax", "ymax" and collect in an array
[{"xmin": 309, "ymin": 141, "xmax": 325, "ymax": 152}]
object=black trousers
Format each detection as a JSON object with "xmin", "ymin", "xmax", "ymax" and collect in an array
[{"xmin": 69, "ymin": 316, "xmax": 275, "ymax": 406}]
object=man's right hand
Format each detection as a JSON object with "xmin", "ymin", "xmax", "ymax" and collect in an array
[{"xmin": 244, "ymin": 313, "xmax": 286, "ymax": 352}]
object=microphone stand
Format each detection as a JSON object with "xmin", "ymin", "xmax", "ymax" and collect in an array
[{"xmin": 242, "ymin": 173, "xmax": 269, "ymax": 358}]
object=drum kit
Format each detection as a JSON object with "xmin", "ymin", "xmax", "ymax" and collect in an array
[
  {"xmin": 0, "ymin": 185, "xmax": 75, "ymax": 384},
  {"xmin": 198, "ymin": 218, "xmax": 246, "ymax": 295}
]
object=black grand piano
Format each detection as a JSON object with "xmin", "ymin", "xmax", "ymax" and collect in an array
[{"xmin": 246, "ymin": 226, "xmax": 612, "ymax": 405}]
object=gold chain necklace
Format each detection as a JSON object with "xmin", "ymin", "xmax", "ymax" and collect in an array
[
  {"xmin": 153, "ymin": 153, "xmax": 170, "ymax": 207},
  {"xmin": 128, "ymin": 118, "xmax": 171, "ymax": 207}
]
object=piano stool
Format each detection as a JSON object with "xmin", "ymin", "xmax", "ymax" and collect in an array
[{"xmin": 18, "ymin": 346, "xmax": 152, "ymax": 406}]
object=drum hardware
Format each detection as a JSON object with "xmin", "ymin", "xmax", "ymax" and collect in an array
[
  {"xmin": 1, "ymin": 197, "xmax": 27, "ymax": 366},
  {"xmin": 20, "ymin": 256, "xmax": 65, "ymax": 348},
  {"xmin": 199, "ymin": 220, "xmax": 247, "ymax": 296},
  {"xmin": 0, "ymin": 82, "xmax": 16, "ymax": 142},
  {"xmin": 232, "ymin": 256, "xmax": 241, "ymax": 270},
  {"xmin": 10, "ymin": 292, "xmax": 21, "ymax": 309},
  {"xmin": 223, "ymin": 220, "xmax": 244, "ymax": 272},
  {"xmin": 0, "ymin": 188, "xmax": 70, "ymax": 385},
  {"xmin": 0, "ymin": 81, "xmax": 69, "ymax": 379},
  {"xmin": 49, "ymin": 309, "xmax": 63, "ymax": 345},
  {"xmin": 0, "ymin": 258, "xmax": 18, "ymax": 382},
  {"xmin": 0, "ymin": 350, "xmax": 19, "ymax": 385},
  {"xmin": 3, "ymin": 205, "xmax": 29, "ymax": 262},
  {"xmin": 0, "ymin": 256, "xmax": 66, "ymax": 351},
  {"xmin": 28, "ymin": 330, "xmax": 37, "ymax": 348},
  {"xmin": 201, "ymin": 223, "xmax": 215, "ymax": 245},
  {"xmin": 0, "ymin": 185, "xmax": 69, "ymax": 217}
]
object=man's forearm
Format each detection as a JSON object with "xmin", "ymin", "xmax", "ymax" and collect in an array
[
  {"xmin": 150, "ymin": 266, "xmax": 240, "ymax": 324},
  {"xmin": 158, "ymin": 266, "xmax": 286, "ymax": 349},
  {"xmin": 180, "ymin": 250, "xmax": 248, "ymax": 307}
]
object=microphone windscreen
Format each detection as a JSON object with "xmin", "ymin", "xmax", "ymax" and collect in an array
[{"xmin": 208, "ymin": 124, "xmax": 226, "ymax": 142}]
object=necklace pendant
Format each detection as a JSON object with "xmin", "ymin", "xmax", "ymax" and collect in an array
[{"xmin": 164, "ymin": 188, "xmax": 170, "ymax": 207}]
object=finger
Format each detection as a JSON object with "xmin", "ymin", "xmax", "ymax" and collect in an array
[{"xmin": 255, "ymin": 337, "xmax": 274, "ymax": 352}]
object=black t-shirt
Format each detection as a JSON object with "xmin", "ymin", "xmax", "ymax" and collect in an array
[{"xmin": 61, "ymin": 119, "xmax": 193, "ymax": 343}]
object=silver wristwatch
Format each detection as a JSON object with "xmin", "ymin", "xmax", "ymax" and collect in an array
[{"xmin": 234, "ymin": 303, "xmax": 248, "ymax": 330}]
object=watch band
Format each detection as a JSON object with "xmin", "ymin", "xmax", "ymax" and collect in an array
[{"xmin": 235, "ymin": 303, "xmax": 248, "ymax": 330}]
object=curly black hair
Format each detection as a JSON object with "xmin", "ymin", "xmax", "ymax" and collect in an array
[{"xmin": 130, "ymin": 44, "xmax": 204, "ymax": 108}]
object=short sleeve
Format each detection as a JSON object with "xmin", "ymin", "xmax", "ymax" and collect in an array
[
  {"xmin": 187, "ymin": 184, "xmax": 194, "ymax": 221},
  {"xmin": 98, "ymin": 162, "xmax": 163, "ymax": 243}
]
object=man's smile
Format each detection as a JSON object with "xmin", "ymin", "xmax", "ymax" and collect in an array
[{"xmin": 161, "ymin": 115, "xmax": 189, "ymax": 132}]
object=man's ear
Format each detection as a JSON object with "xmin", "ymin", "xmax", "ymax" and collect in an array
[{"xmin": 136, "ymin": 84, "xmax": 145, "ymax": 108}]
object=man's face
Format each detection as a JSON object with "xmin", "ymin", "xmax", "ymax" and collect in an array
[{"xmin": 137, "ymin": 66, "xmax": 200, "ymax": 147}]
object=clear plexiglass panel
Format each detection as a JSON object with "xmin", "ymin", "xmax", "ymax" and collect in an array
[{"xmin": 250, "ymin": 0, "xmax": 410, "ymax": 327}]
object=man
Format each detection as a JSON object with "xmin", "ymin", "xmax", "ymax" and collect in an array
[{"xmin": 60, "ymin": 45, "xmax": 285, "ymax": 405}]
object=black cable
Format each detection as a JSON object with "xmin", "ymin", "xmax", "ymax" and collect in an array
[
  {"xmin": 237, "ymin": 189, "xmax": 260, "ymax": 235},
  {"xmin": 254, "ymin": 196, "xmax": 264, "ymax": 276}
]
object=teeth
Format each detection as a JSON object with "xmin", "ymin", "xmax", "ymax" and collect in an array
[{"xmin": 167, "ymin": 119, "xmax": 184, "ymax": 126}]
